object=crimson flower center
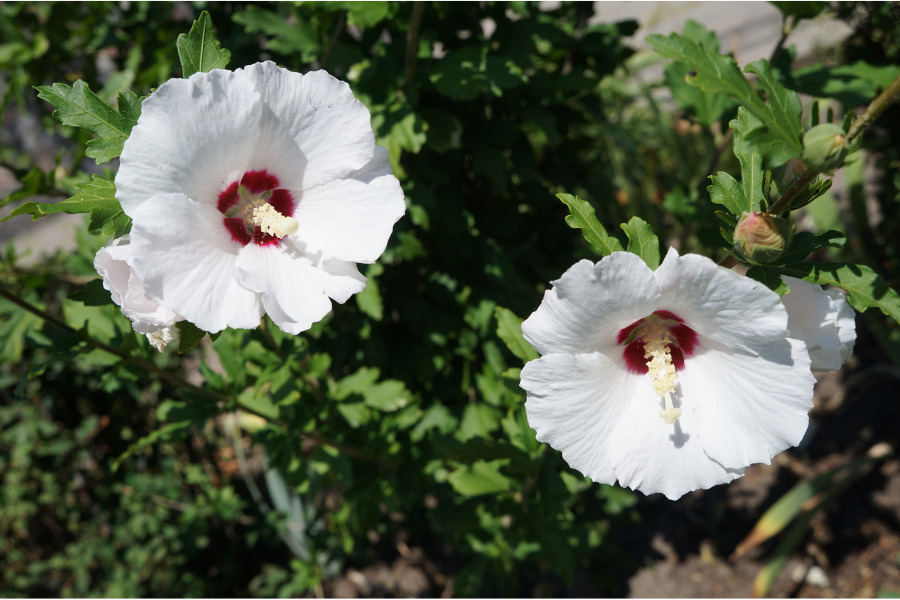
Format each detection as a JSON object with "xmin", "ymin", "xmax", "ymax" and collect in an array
[
  {"xmin": 616, "ymin": 310, "xmax": 698, "ymax": 374},
  {"xmin": 217, "ymin": 169, "xmax": 297, "ymax": 247}
]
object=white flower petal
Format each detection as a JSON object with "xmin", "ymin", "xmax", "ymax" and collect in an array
[
  {"xmin": 522, "ymin": 252, "xmax": 660, "ymax": 355},
  {"xmin": 94, "ymin": 236, "xmax": 181, "ymax": 334},
  {"xmin": 237, "ymin": 62, "xmax": 376, "ymax": 190},
  {"xmin": 654, "ymin": 248, "xmax": 789, "ymax": 354},
  {"xmin": 781, "ymin": 276, "xmax": 856, "ymax": 371},
  {"xmin": 128, "ymin": 194, "xmax": 263, "ymax": 333},
  {"xmin": 116, "ymin": 70, "xmax": 261, "ymax": 214},
  {"xmin": 827, "ymin": 288, "xmax": 856, "ymax": 363},
  {"xmin": 235, "ymin": 243, "xmax": 366, "ymax": 335},
  {"xmin": 682, "ymin": 337, "xmax": 814, "ymax": 469},
  {"xmin": 521, "ymin": 351, "xmax": 743, "ymax": 500},
  {"xmin": 292, "ymin": 146, "xmax": 405, "ymax": 263}
]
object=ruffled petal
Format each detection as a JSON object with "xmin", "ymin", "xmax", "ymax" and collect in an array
[
  {"xmin": 128, "ymin": 194, "xmax": 263, "ymax": 333},
  {"xmin": 116, "ymin": 70, "xmax": 261, "ymax": 214},
  {"xmin": 681, "ymin": 336, "xmax": 814, "ymax": 469},
  {"xmin": 654, "ymin": 248, "xmax": 789, "ymax": 354},
  {"xmin": 237, "ymin": 62, "xmax": 376, "ymax": 190},
  {"xmin": 521, "ymin": 350, "xmax": 743, "ymax": 500},
  {"xmin": 291, "ymin": 146, "xmax": 405, "ymax": 263},
  {"xmin": 520, "ymin": 352, "xmax": 627, "ymax": 486},
  {"xmin": 522, "ymin": 252, "xmax": 660, "ymax": 355},
  {"xmin": 235, "ymin": 242, "xmax": 366, "ymax": 335},
  {"xmin": 94, "ymin": 235, "xmax": 181, "ymax": 334},
  {"xmin": 827, "ymin": 288, "xmax": 857, "ymax": 364},
  {"xmin": 606, "ymin": 399, "xmax": 745, "ymax": 500},
  {"xmin": 781, "ymin": 276, "xmax": 856, "ymax": 371}
]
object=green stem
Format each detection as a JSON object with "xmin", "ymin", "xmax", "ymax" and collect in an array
[
  {"xmin": 718, "ymin": 72, "xmax": 900, "ymax": 270},
  {"xmin": 403, "ymin": 1, "xmax": 424, "ymax": 88},
  {"xmin": 0, "ymin": 286, "xmax": 393, "ymax": 468}
]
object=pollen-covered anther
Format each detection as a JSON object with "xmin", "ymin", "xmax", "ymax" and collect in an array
[
  {"xmin": 241, "ymin": 197, "xmax": 298, "ymax": 239},
  {"xmin": 643, "ymin": 325, "xmax": 681, "ymax": 424}
]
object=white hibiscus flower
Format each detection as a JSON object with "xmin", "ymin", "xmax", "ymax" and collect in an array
[
  {"xmin": 114, "ymin": 61, "xmax": 405, "ymax": 334},
  {"xmin": 519, "ymin": 249, "xmax": 816, "ymax": 500},
  {"xmin": 780, "ymin": 276, "xmax": 856, "ymax": 371},
  {"xmin": 94, "ymin": 235, "xmax": 181, "ymax": 351}
]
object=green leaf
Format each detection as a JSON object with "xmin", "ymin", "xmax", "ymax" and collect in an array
[
  {"xmin": 69, "ymin": 278, "xmax": 113, "ymax": 306},
  {"xmin": 457, "ymin": 403, "xmax": 501, "ymax": 442},
  {"xmin": 4, "ymin": 176, "xmax": 129, "ymax": 236},
  {"xmin": 743, "ymin": 59, "xmax": 804, "ymax": 166},
  {"xmin": 34, "ymin": 81, "xmax": 140, "ymax": 164},
  {"xmin": 665, "ymin": 61, "xmax": 737, "ymax": 125},
  {"xmin": 745, "ymin": 266, "xmax": 790, "ymax": 295},
  {"xmin": 363, "ymin": 379, "xmax": 410, "ymax": 412},
  {"xmin": 707, "ymin": 171, "xmax": 749, "ymax": 217},
  {"xmin": 176, "ymin": 10, "xmax": 231, "ymax": 78},
  {"xmin": 176, "ymin": 321, "xmax": 208, "ymax": 354},
  {"xmin": 0, "ymin": 168, "xmax": 51, "ymax": 209},
  {"xmin": 556, "ymin": 193, "xmax": 624, "ymax": 256},
  {"xmin": 646, "ymin": 34, "xmax": 802, "ymax": 167},
  {"xmin": 237, "ymin": 385, "xmax": 281, "ymax": 420},
  {"xmin": 775, "ymin": 230, "xmax": 846, "ymax": 265},
  {"xmin": 774, "ymin": 262, "xmax": 900, "ymax": 323},
  {"xmin": 447, "ymin": 459, "xmax": 512, "ymax": 497},
  {"xmin": 494, "ymin": 307, "xmax": 539, "ymax": 364},
  {"xmin": 620, "ymin": 216, "xmax": 660, "ymax": 269},
  {"xmin": 730, "ymin": 107, "xmax": 767, "ymax": 211},
  {"xmin": 355, "ymin": 263, "xmax": 384, "ymax": 320},
  {"xmin": 232, "ymin": 6, "xmax": 318, "ymax": 60}
]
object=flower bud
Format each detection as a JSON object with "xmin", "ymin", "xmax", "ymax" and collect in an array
[
  {"xmin": 733, "ymin": 211, "xmax": 792, "ymax": 264},
  {"xmin": 802, "ymin": 123, "xmax": 847, "ymax": 172},
  {"xmin": 771, "ymin": 157, "xmax": 808, "ymax": 197}
]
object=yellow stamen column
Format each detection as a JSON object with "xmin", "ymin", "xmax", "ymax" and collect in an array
[
  {"xmin": 240, "ymin": 197, "xmax": 299, "ymax": 239},
  {"xmin": 644, "ymin": 325, "xmax": 681, "ymax": 424}
]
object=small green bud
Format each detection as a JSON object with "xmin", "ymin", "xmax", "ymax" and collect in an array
[
  {"xmin": 733, "ymin": 211, "xmax": 793, "ymax": 264},
  {"xmin": 802, "ymin": 123, "xmax": 848, "ymax": 172}
]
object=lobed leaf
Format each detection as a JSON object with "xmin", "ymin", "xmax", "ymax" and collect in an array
[
  {"xmin": 743, "ymin": 59, "xmax": 804, "ymax": 166},
  {"xmin": 176, "ymin": 10, "xmax": 231, "ymax": 78},
  {"xmin": 35, "ymin": 81, "xmax": 140, "ymax": 164},
  {"xmin": 620, "ymin": 216, "xmax": 661, "ymax": 269},
  {"xmin": 730, "ymin": 107, "xmax": 767, "ymax": 211},
  {"xmin": 556, "ymin": 193, "xmax": 625, "ymax": 256},
  {"xmin": 647, "ymin": 34, "xmax": 802, "ymax": 167},
  {"xmin": 4, "ymin": 175, "xmax": 130, "ymax": 237},
  {"xmin": 761, "ymin": 262, "xmax": 900, "ymax": 324},
  {"xmin": 707, "ymin": 171, "xmax": 749, "ymax": 217}
]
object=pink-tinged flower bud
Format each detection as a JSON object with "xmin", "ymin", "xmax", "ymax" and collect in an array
[
  {"xmin": 733, "ymin": 211, "xmax": 792, "ymax": 264},
  {"xmin": 802, "ymin": 123, "xmax": 847, "ymax": 172}
]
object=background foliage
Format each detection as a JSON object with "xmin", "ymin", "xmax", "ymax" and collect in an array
[{"xmin": 2, "ymin": 1, "xmax": 899, "ymax": 596}]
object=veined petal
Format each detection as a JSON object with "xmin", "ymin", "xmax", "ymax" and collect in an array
[
  {"xmin": 520, "ymin": 352, "xmax": 626, "ymax": 486},
  {"xmin": 606, "ymin": 394, "xmax": 745, "ymax": 500},
  {"xmin": 292, "ymin": 146, "xmax": 405, "ymax": 263},
  {"xmin": 521, "ymin": 351, "xmax": 743, "ymax": 500},
  {"xmin": 116, "ymin": 70, "xmax": 261, "ymax": 214},
  {"xmin": 237, "ymin": 62, "xmax": 376, "ymax": 190},
  {"xmin": 522, "ymin": 252, "xmax": 660, "ymax": 355},
  {"xmin": 682, "ymin": 336, "xmax": 814, "ymax": 469},
  {"xmin": 781, "ymin": 276, "xmax": 856, "ymax": 371},
  {"xmin": 654, "ymin": 248, "xmax": 789, "ymax": 354},
  {"xmin": 128, "ymin": 194, "xmax": 263, "ymax": 333},
  {"xmin": 94, "ymin": 236, "xmax": 181, "ymax": 334},
  {"xmin": 235, "ymin": 243, "xmax": 366, "ymax": 335}
]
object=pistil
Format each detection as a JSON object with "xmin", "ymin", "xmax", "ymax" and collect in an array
[{"xmin": 642, "ymin": 320, "xmax": 681, "ymax": 424}]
